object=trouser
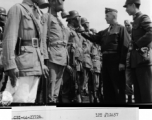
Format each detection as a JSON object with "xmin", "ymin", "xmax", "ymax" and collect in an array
[
  {"xmin": 83, "ymin": 68, "xmax": 94, "ymax": 103},
  {"xmin": 75, "ymin": 71, "xmax": 84, "ymax": 103},
  {"xmin": 60, "ymin": 67, "xmax": 75, "ymax": 103},
  {"xmin": 4, "ymin": 76, "xmax": 40, "ymax": 103},
  {"xmin": 48, "ymin": 62, "xmax": 65, "ymax": 103},
  {"xmin": 131, "ymin": 66, "xmax": 152, "ymax": 103},
  {"xmin": 102, "ymin": 53, "xmax": 126, "ymax": 104},
  {"xmin": 92, "ymin": 72, "xmax": 100, "ymax": 103}
]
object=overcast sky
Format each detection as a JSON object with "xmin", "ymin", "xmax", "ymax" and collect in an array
[{"xmin": 1, "ymin": 0, "xmax": 152, "ymax": 32}]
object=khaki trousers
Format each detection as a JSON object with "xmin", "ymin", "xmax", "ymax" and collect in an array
[{"xmin": 4, "ymin": 76, "xmax": 40, "ymax": 103}]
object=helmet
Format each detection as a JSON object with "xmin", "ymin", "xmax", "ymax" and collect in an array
[
  {"xmin": 61, "ymin": 10, "xmax": 69, "ymax": 18},
  {"xmin": 34, "ymin": 0, "xmax": 49, "ymax": 9},
  {"xmin": 0, "ymin": 7, "xmax": 6, "ymax": 16},
  {"xmin": 66, "ymin": 10, "xmax": 80, "ymax": 21},
  {"xmin": 81, "ymin": 17, "xmax": 89, "ymax": 25}
]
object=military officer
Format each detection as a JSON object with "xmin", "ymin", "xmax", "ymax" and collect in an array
[
  {"xmin": 123, "ymin": 0, "xmax": 152, "ymax": 103},
  {"xmin": 82, "ymin": 8, "xmax": 130, "ymax": 104},
  {"xmin": 1, "ymin": 0, "xmax": 49, "ymax": 104},
  {"xmin": 42, "ymin": 0, "xmax": 70, "ymax": 103}
]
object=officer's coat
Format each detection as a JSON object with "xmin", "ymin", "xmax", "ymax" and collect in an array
[{"xmin": 2, "ymin": 0, "xmax": 45, "ymax": 76}]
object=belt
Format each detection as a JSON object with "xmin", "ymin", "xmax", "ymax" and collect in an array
[
  {"xmin": 102, "ymin": 51, "xmax": 117, "ymax": 54},
  {"xmin": 49, "ymin": 41, "xmax": 67, "ymax": 47},
  {"xmin": 21, "ymin": 38, "xmax": 39, "ymax": 48}
]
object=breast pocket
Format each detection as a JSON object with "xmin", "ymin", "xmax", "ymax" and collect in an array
[{"xmin": 23, "ymin": 14, "xmax": 34, "ymax": 30}]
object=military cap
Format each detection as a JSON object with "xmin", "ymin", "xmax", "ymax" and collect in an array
[
  {"xmin": 105, "ymin": 8, "xmax": 118, "ymax": 14},
  {"xmin": 123, "ymin": 0, "xmax": 141, "ymax": 7},
  {"xmin": 66, "ymin": 10, "xmax": 80, "ymax": 21}
]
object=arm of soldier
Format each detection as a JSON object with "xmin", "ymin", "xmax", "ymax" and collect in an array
[
  {"xmin": 81, "ymin": 31, "xmax": 102, "ymax": 45},
  {"xmin": 119, "ymin": 26, "xmax": 130, "ymax": 71},
  {"xmin": 41, "ymin": 13, "xmax": 49, "ymax": 60},
  {"xmin": 2, "ymin": 5, "xmax": 21, "ymax": 86},
  {"xmin": 135, "ymin": 15, "xmax": 152, "ymax": 48},
  {"xmin": 41, "ymin": 13, "xmax": 50, "ymax": 78}
]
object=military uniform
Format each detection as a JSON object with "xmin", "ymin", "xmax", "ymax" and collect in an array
[
  {"xmin": 124, "ymin": 0, "xmax": 152, "ymax": 103},
  {"xmin": 91, "ymin": 43, "xmax": 102, "ymax": 103},
  {"xmin": 42, "ymin": 12, "xmax": 70, "ymax": 103},
  {"xmin": 82, "ymin": 36, "xmax": 93, "ymax": 103},
  {"xmin": 82, "ymin": 8, "xmax": 130, "ymax": 103},
  {"xmin": 2, "ymin": 0, "xmax": 46, "ymax": 103},
  {"xmin": 70, "ymin": 27, "xmax": 84, "ymax": 103}
]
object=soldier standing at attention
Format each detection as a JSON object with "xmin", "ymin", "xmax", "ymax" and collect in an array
[
  {"xmin": 123, "ymin": 0, "xmax": 152, "ymax": 103},
  {"xmin": 1, "ymin": 0, "xmax": 49, "ymax": 104},
  {"xmin": 81, "ymin": 17, "xmax": 94, "ymax": 103},
  {"xmin": 124, "ymin": 20, "xmax": 134, "ymax": 103},
  {"xmin": 82, "ymin": 8, "xmax": 130, "ymax": 104},
  {"xmin": 66, "ymin": 11, "xmax": 85, "ymax": 103},
  {"xmin": 44, "ymin": 0, "xmax": 70, "ymax": 103}
]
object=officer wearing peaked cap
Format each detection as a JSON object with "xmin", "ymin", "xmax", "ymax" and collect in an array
[
  {"xmin": 81, "ymin": 7, "xmax": 130, "ymax": 104},
  {"xmin": 124, "ymin": 0, "xmax": 152, "ymax": 103}
]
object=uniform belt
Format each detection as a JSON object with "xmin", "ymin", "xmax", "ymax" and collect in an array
[
  {"xmin": 21, "ymin": 38, "xmax": 39, "ymax": 48},
  {"xmin": 102, "ymin": 51, "xmax": 117, "ymax": 54},
  {"xmin": 92, "ymin": 56, "xmax": 100, "ymax": 60},
  {"xmin": 49, "ymin": 41, "xmax": 67, "ymax": 47}
]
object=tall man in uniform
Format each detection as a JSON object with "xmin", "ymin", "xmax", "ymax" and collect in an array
[
  {"xmin": 1, "ymin": 0, "xmax": 49, "ymax": 103},
  {"xmin": 82, "ymin": 8, "xmax": 130, "ymax": 104},
  {"xmin": 44, "ymin": 0, "xmax": 70, "ymax": 103},
  {"xmin": 123, "ymin": 0, "xmax": 152, "ymax": 103}
]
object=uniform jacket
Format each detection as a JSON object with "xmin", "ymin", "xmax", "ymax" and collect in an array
[
  {"xmin": 130, "ymin": 12, "xmax": 152, "ymax": 68},
  {"xmin": 2, "ymin": 0, "xmax": 45, "ymax": 76},
  {"xmin": 68, "ymin": 27, "xmax": 84, "ymax": 71},
  {"xmin": 82, "ymin": 36, "xmax": 93, "ymax": 69},
  {"xmin": 91, "ymin": 44, "xmax": 102, "ymax": 73},
  {"xmin": 45, "ymin": 13, "xmax": 70, "ymax": 66},
  {"xmin": 82, "ymin": 23, "xmax": 130, "ymax": 65}
]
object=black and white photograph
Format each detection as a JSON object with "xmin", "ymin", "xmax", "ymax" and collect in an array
[{"xmin": 0, "ymin": 0, "xmax": 152, "ymax": 106}]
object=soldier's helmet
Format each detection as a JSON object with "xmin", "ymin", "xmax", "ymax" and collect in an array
[
  {"xmin": 66, "ymin": 10, "xmax": 80, "ymax": 21},
  {"xmin": 35, "ymin": 0, "xmax": 49, "ymax": 9},
  {"xmin": 0, "ymin": 7, "xmax": 6, "ymax": 16},
  {"xmin": 0, "ymin": 7, "xmax": 7, "ymax": 25},
  {"xmin": 81, "ymin": 17, "xmax": 89, "ymax": 25}
]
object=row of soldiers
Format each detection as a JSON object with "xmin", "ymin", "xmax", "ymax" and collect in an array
[
  {"xmin": 0, "ymin": 0, "xmax": 102, "ymax": 104},
  {"xmin": 0, "ymin": 0, "xmax": 152, "ymax": 105}
]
